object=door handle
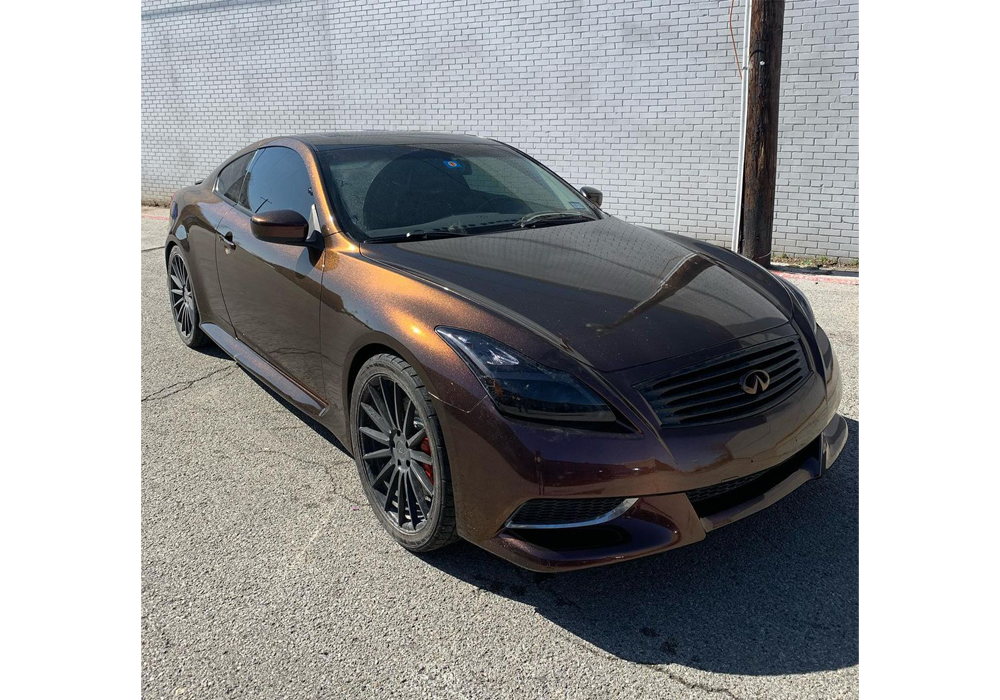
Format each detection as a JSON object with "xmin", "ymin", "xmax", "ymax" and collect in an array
[{"xmin": 220, "ymin": 231, "xmax": 236, "ymax": 249}]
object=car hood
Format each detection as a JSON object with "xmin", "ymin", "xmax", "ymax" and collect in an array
[{"xmin": 360, "ymin": 217, "xmax": 792, "ymax": 372}]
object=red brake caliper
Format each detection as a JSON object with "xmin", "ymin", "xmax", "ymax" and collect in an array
[{"xmin": 419, "ymin": 436, "xmax": 434, "ymax": 484}]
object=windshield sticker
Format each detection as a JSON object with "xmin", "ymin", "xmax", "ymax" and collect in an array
[
  {"xmin": 443, "ymin": 160, "xmax": 462, "ymax": 169},
  {"xmin": 569, "ymin": 201, "xmax": 585, "ymax": 209}
]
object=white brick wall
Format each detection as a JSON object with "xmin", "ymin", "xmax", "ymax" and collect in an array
[{"xmin": 141, "ymin": 0, "xmax": 858, "ymax": 261}]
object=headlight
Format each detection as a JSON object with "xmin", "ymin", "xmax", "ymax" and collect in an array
[
  {"xmin": 436, "ymin": 328, "xmax": 615, "ymax": 423},
  {"xmin": 775, "ymin": 275, "xmax": 816, "ymax": 332}
]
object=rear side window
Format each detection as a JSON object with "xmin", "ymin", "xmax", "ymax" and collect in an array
[
  {"xmin": 215, "ymin": 152, "xmax": 254, "ymax": 204},
  {"xmin": 242, "ymin": 147, "xmax": 314, "ymax": 221}
]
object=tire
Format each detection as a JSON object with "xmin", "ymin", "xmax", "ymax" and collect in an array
[
  {"xmin": 167, "ymin": 246, "xmax": 208, "ymax": 348},
  {"xmin": 350, "ymin": 353, "xmax": 459, "ymax": 552}
]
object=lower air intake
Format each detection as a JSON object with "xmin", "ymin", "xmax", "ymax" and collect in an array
[{"xmin": 505, "ymin": 497, "xmax": 636, "ymax": 529}]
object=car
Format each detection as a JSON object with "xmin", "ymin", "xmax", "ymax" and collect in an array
[{"xmin": 165, "ymin": 131, "xmax": 846, "ymax": 572}]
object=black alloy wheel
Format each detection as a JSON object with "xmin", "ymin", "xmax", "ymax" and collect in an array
[{"xmin": 167, "ymin": 247, "xmax": 207, "ymax": 348}]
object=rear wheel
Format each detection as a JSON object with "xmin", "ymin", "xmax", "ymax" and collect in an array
[
  {"xmin": 350, "ymin": 353, "xmax": 458, "ymax": 552},
  {"xmin": 167, "ymin": 247, "xmax": 208, "ymax": 348}
]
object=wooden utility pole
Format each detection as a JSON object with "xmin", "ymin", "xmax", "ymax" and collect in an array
[{"xmin": 737, "ymin": 0, "xmax": 785, "ymax": 267}]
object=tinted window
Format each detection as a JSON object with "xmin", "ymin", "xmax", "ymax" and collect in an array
[
  {"xmin": 215, "ymin": 152, "xmax": 253, "ymax": 203},
  {"xmin": 316, "ymin": 143, "xmax": 598, "ymax": 241},
  {"xmin": 242, "ymin": 147, "xmax": 314, "ymax": 220}
]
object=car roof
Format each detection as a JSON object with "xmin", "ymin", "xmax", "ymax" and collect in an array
[{"xmin": 293, "ymin": 131, "xmax": 497, "ymax": 148}]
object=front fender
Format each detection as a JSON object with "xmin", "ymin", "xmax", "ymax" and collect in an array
[{"xmin": 318, "ymin": 237, "xmax": 510, "ymax": 444}]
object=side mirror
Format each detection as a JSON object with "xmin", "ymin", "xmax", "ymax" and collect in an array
[
  {"xmin": 250, "ymin": 209, "xmax": 310, "ymax": 245},
  {"xmin": 580, "ymin": 186, "xmax": 603, "ymax": 208}
]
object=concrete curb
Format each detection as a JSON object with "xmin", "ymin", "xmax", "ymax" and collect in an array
[{"xmin": 773, "ymin": 271, "xmax": 859, "ymax": 286}]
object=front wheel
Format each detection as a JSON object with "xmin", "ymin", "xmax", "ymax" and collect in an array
[{"xmin": 350, "ymin": 353, "xmax": 458, "ymax": 552}]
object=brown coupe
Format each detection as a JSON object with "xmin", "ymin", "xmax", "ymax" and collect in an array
[{"xmin": 165, "ymin": 132, "xmax": 846, "ymax": 571}]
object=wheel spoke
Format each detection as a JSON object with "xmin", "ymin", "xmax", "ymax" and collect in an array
[
  {"xmin": 371, "ymin": 459, "xmax": 394, "ymax": 486},
  {"xmin": 359, "ymin": 426, "xmax": 390, "ymax": 445},
  {"xmin": 368, "ymin": 383, "xmax": 395, "ymax": 433},
  {"xmin": 378, "ymin": 378, "xmax": 397, "ymax": 430},
  {"xmin": 405, "ymin": 475, "xmax": 422, "ymax": 525},
  {"xmin": 362, "ymin": 447, "xmax": 391, "ymax": 461},
  {"xmin": 408, "ymin": 475, "xmax": 426, "ymax": 521},
  {"xmin": 409, "ymin": 462, "xmax": 434, "ymax": 497},
  {"xmin": 383, "ymin": 470, "xmax": 399, "ymax": 512},
  {"xmin": 391, "ymin": 381, "xmax": 401, "ymax": 429},
  {"xmin": 396, "ymin": 475, "xmax": 407, "ymax": 526},
  {"xmin": 361, "ymin": 400, "xmax": 393, "ymax": 436},
  {"xmin": 169, "ymin": 273, "xmax": 184, "ymax": 289},
  {"xmin": 401, "ymin": 399, "xmax": 415, "ymax": 438},
  {"xmin": 408, "ymin": 449, "xmax": 433, "ymax": 465},
  {"xmin": 406, "ymin": 427, "xmax": 426, "ymax": 448}
]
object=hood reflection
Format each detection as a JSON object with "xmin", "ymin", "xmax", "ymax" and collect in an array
[{"xmin": 360, "ymin": 218, "xmax": 789, "ymax": 371}]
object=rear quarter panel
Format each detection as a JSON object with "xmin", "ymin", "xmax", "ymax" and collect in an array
[{"xmin": 168, "ymin": 183, "xmax": 235, "ymax": 335}]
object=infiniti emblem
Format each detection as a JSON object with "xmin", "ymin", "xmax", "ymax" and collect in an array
[{"xmin": 740, "ymin": 369, "xmax": 771, "ymax": 395}]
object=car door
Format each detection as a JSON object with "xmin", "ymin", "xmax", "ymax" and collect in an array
[{"xmin": 216, "ymin": 146, "xmax": 326, "ymax": 399}]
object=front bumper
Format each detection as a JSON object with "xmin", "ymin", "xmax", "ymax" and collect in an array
[
  {"xmin": 472, "ymin": 412, "xmax": 846, "ymax": 572},
  {"xmin": 433, "ymin": 336, "xmax": 846, "ymax": 572}
]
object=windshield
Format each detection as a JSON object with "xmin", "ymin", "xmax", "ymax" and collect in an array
[{"xmin": 316, "ymin": 142, "xmax": 600, "ymax": 241}]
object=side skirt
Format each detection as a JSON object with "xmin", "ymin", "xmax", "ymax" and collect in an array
[{"xmin": 201, "ymin": 323, "xmax": 328, "ymax": 418}]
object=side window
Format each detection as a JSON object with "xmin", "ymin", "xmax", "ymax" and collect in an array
[
  {"xmin": 215, "ymin": 152, "xmax": 254, "ymax": 204},
  {"xmin": 242, "ymin": 147, "xmax": 314, "ymax": 221}
]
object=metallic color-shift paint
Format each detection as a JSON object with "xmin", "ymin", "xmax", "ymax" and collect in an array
[{"xmin": 166, "ymin": 132, "xmax": 845, "ymax": 572}]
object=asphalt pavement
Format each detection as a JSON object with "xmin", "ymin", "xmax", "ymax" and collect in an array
[{"xmin": 141, "ymin": 207, "xmax": 859, "ymax": 699}]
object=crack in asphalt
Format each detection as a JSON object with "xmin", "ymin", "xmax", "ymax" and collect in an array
[
  {"xmin": 556, "ymin": 632, "xmax": 742, "ymax": 699},
  {"xmin": 258, "ymin": 448, "xmax": 364, "ymax": 507},
  {"xmin": 257, "ymin": 449, "xmax": 373, "ymax": 568},
  {"xmin": 142, "ymin": 246, "xmax": 165, "ymax": 253},
  {"xmin": 644, "ymin": 665, "xmax": 742, "ymax": 700},
  {"xmin": 505, "ymin": 567, "xmax": 742, "ymax": 699},
  {"xmin": 141, "ymin": 365, "xmax": 236, "ymax": 403},
  {"xmin": 292, "ymin": 507, "xmax": 336, "ymax": 568}
]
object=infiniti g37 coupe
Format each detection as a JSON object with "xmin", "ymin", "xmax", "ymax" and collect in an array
[{"xmin": 165, "ymin": 132, "xmax": 846, "ymax": 571}]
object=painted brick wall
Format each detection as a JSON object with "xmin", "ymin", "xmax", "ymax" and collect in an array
[{"xmin": 141, "ymin": 0, "xmax": 858, "ymax": 261}]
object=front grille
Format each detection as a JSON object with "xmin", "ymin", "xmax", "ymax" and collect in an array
[
  {"xmin": 685, "ymin": 469, "xmax": 775, "ymax": 503},
  {"xmin": 637, "ymin": 336, "xmax": 809, "ymax": 427},
  {"xmin": 506, "ymin": 497, "xmax": 630, "ymax": 528},
  {"xmin": 685, "ymin": 440, "xmax": 815, "ymax": 518}
]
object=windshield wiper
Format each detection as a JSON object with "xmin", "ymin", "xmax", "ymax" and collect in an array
[
  {"xmin": 515, "ymin": 211, "xmax": 597, "ymax": 229},
  {"xmin": 368, "ymin": 227, "xmax": 470, "ymax": 243}
]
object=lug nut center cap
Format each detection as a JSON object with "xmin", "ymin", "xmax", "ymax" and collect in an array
[{"xmin": 393, "ymin": 437, "xmax": 408, "ymax": 464}]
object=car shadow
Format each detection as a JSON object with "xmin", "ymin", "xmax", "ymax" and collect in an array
[
  {"xmin": 235, "ymin": 356, "xmax": 857, "ymax": 675},
  {"xmin": 238, "ymin": 367, "xmax": 352, "ymax": 456},
  {"xmin": 418, "ymin": 418, "xmax": 859, "ymax": 676},
  {"xmin": 192, "ymin": 341, "xmax": 230, "ymax": 360}
]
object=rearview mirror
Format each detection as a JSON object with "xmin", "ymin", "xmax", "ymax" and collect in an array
[
  {"xmin": 250, "ymin": 209, "xmax": 309, "ymax": 245},
  {"xmin": 580, "ymin": 186, "xmax": 603, "ymax": 208}
]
